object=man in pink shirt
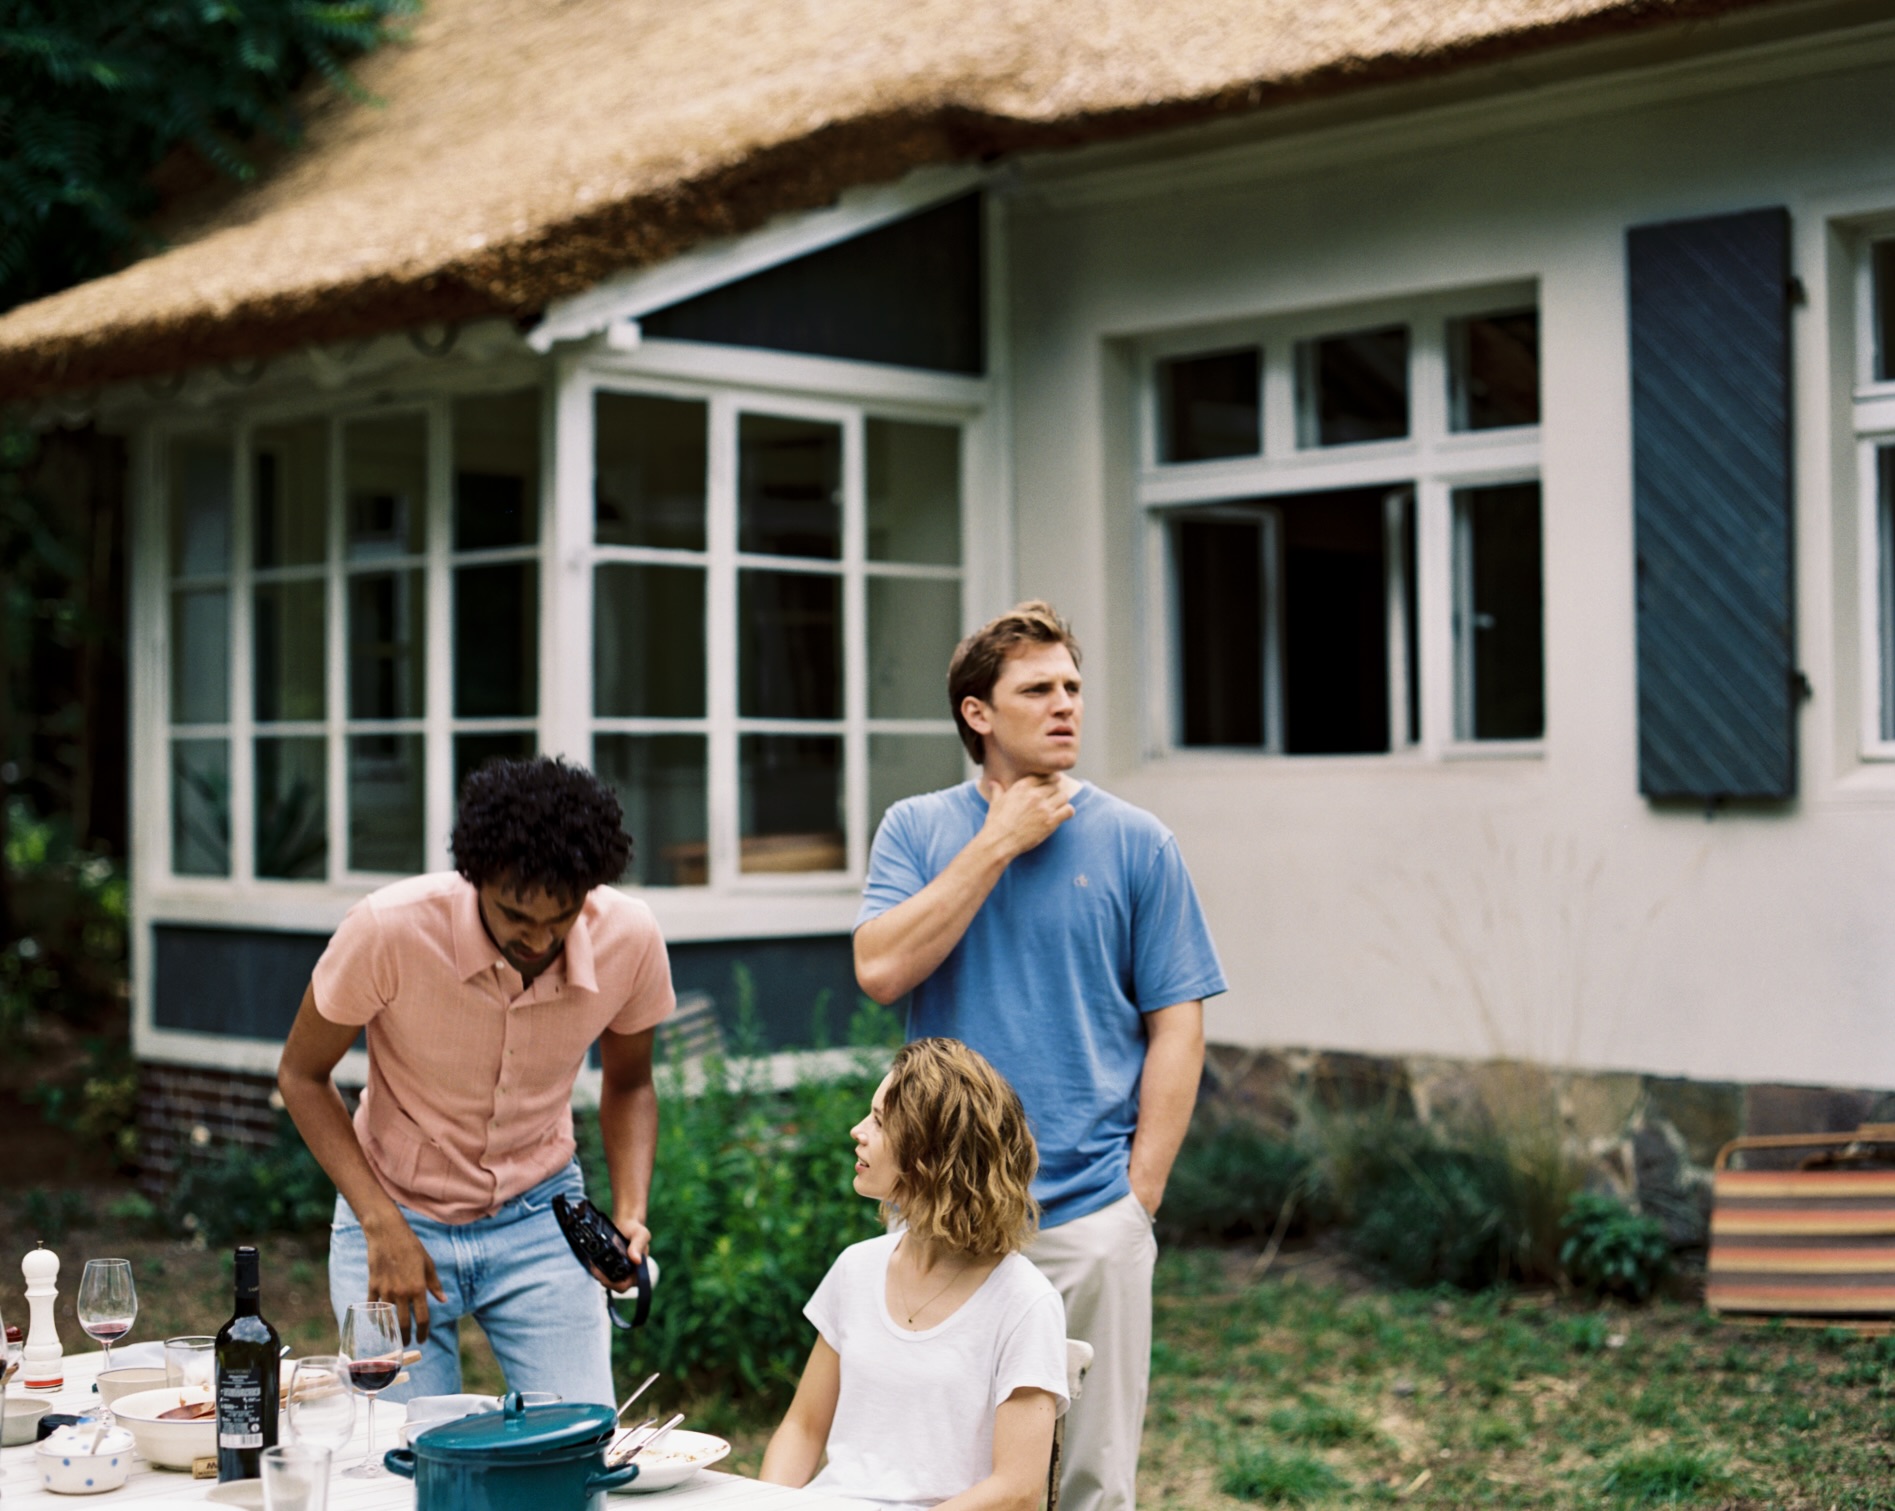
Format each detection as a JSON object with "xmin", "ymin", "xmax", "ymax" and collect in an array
[{"xmin": 278, "ymin": 757, "xmax": 675, "ymax": 1406}]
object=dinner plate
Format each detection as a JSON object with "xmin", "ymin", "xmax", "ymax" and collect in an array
[{"xmin": 607, "ymin": 1429, "xmax": 732, "ymax": 1493}]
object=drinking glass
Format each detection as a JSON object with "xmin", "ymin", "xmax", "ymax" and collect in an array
[
  {"xmin": 286, "ymin": 1355, "xmax": 356, "ymax": 1456},
  {"xmin": 262, "ymin": 1444, "xmax": 332, "ymax": 1511},
  {"xmin": 76, "ymin": 1259, "xmax": 137, "ymax": 1370},
  {"xmin": 164, "ymin": 1334, "xmax": 217, "ymax": 1390},
  {"xmin": 338, "ymin": 1302, "xmax": 402, "ymax": 1478}
]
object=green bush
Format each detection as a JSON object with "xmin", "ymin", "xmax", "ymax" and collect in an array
[
  {"xmin": 1560, "ymin": 1192, "xmax": 1671, "ymax": 1302},
  {"xmin": 1158, "ymin": 1116, "xmax": 1327, "ymax": 1245},
  {"xmin": 586, "ymin": 999, "xmax": 899, "ymax": 1403},
  {"xmin": 164, "ymin": 1112, "xmax": 337, "ymax": 1244},
  {"xmin": 2, "ymin": 800, "xmax": 128, "ymax": 1046}
]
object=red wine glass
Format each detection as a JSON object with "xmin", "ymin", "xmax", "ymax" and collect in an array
[
  {"xmin": 339, "ymin": 1301, "xmax": 402, "ymax": 1479},
  {"xmin": 76, "ymin": 1259, "xmax": 137, "ymax": 1371}
]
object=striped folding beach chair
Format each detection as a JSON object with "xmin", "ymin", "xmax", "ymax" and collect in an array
[{"xmin": 1706, "ymin": 1125, "xmax": 1895, "ymax": 1332}]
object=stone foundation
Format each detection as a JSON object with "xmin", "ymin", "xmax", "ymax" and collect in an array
[{"xmin": 1201, "ymin": 1045, "xmax": 1895, "ymax": 1248}]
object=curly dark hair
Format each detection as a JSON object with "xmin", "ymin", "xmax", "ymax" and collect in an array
[{"xmin": 450, "ymin": 756, "xmax": 631, "ymax": 901}]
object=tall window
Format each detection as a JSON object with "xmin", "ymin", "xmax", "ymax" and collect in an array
[
  {"xmin": 1143, "ymin": 294, "xmax": 1543, "ymax": 756},
  {"xmin": 162, "ymin": 390, "xmax": 545, "ymax": 882},
  {"xmin": 591, "ymin": 387, "xmax": 966, "ymax": 887},
  {"xmin": 1862, "ymin": 236, "xmax": 1895, "ymax": 749}
]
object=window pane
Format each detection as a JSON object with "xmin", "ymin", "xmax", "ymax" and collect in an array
[
  {"xmin": 1879, "ymin": 448, "xmax": 1895, "ymax": 742},
  {"xmin": 345, "ymin": 414, "xmax": 426, "ymax": 562},
  {"xmin": 740, "ymin": 734, "xmax": 844, "ymax": 874},
  {"xmin": 170, "ymin": 438, "xmax": 232, "ymax": 577},
  {"xmin": 454, "ymin": 561, "xmax": 538, "ymax": 717},
  {"xmin": 171, "ymin": 589, "xmax": 229, "ymax": 725},
  {"xmin": 1300, "ymin": 327, "xmax": 1409, "ymax": 446},
  {"xmin": 868, "ymin": 576, "xmax": 959, "ymax": 719},
  {"xmin": 454, "ymin": 389, "xmax": 540, "ymax": 551},
  {"xmin": 596, "ymin": 392, "xmax": 707, "ymax": 550},
  {"xmin": 1458, "ymin": 483, "xmax": 1544, "ymax": 740},
  {"xmin": 1156, "ymin": 349, "xmax": 1261, "ymax": 463},
  {"xmin": 253, "ymin": 580, "xmax": 325, "ymax": 723},
  {"xmin": 594, "ymin": 564, "xmax": 705, "ymax": 718},
  {"xmin": 349, "ymin": 570, "xmax": 426, "ymax": 720},
  {"xmin": 1450, "ymin": 310, "xmax": 1540, "ymax": 431},
  {"xmin": 1280, "ymin": 489, "xmax": 1396, "ymax": 754},
  {"xmin": 739, "ymin": 413, "xmax": 841, "ymax": 559},
  {"xmin": 740, "ymin": 570, "xmax": 840, "ymax": 719},
  {"xmin": 1176, "ymin": 518, "xmax": 1264, "ymax": 747},
  {"xmin": 1877, "ymin": 241, "xmax": 1895, "ymax": 385},
  {"xmin": 866, "ymin": 419, "xmax": 961, "ymax": 564},
  {"xmin": 455, "ymin": 731, "xmax": 536, "ymax": 805},
  {"xmin": 253, "ymin": 421, "xmax": 328, "ymax": 569},
  {"xmin": 172, "ymin": 738, "xmax": 229, "ymax": 876},
  {"xmin": 595, "ymin": 734, "xmax": 708, "ymax": 887},
  {"xmin": 349, "ymin": 734, "xmax": 424, "ymax": 875},
  {"xmin": 255, "ymin": 736, "xmax": 327, "ymax": 880},
  {"xmin": 869, "ymin": 734, "xmax": 965, "ymax": 841}
]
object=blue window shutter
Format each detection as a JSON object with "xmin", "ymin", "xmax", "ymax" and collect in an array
[{"xmin": 1627, "ymin": 207, "xmax": 1796, "ymax": 801}]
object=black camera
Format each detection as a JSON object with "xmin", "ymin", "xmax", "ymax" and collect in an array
[{"xmin": 552, "ymin": 1194, "xmax": 653, "ymax": 1330}]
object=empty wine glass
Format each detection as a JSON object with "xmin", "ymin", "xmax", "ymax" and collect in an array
[
  {"xmin": 287, "ymin": 1354, "xmax": 356, "ymax": 1462},
  {"xmin": 339, "ymin": 1303, "xmax": 401, "ymax": 1479},
  {"xmin": 76, "ymin": 1259, "xmax": 137, "ymax": 1370}
]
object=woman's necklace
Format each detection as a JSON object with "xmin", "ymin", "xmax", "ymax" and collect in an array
[{"xmin": 896, "ymin": 1240, "xmax": 969, "ymax": 1326}]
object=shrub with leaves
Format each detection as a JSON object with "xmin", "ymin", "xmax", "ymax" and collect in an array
[
  {"xmin": 582, "ymin": 998, "xmax": 899, "ymax": 1403},
  {"xmin": 1560, "ymin": 1191, "xmax": 1671, "ymax": 1302},
  {"xmin": 0, "ymin": 0, "xmax": 419, "ymax": 313},
  {"xmin": 1158, "ymin": 1115, "xmax": 1328, "ymax": 1245},
  {"xmin": 165, "ymin": 1111, "xmax": 337, "ymax": 1245}
]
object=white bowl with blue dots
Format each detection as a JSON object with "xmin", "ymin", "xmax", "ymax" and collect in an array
[{"xmin": 34, "ymin": 1422, "xmax": 134, "ymax": 1495}]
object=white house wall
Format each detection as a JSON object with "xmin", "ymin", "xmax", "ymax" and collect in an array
[{"xmin": 1003, "ymin": 49, "xmax": 1895, "ymax": 1088}]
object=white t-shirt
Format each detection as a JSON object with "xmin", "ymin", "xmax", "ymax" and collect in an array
[{"xmin": 804, "ymin": 1232, "xmax": 1069, "ymax": 1511}]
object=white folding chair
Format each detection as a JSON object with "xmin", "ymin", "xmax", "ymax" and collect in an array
[{"xmin": 1047, "ymin": 1339, "xmax": 1094, "ymax": 1511}]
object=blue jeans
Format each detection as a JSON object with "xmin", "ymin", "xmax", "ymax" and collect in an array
[{"xmin": 329, "ymin": 1161, "xmax": 613, "ymax": 1406}]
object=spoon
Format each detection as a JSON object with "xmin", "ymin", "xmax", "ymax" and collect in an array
[
  {"xmin": 615, "ymin": 1372, "xmax": 659, "ymax": 1422},
  {"xmin": 619, "ymin": 1412, "xmax": 685, "ymax": 1465}
]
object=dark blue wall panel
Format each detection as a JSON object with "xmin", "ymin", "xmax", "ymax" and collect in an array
[
  {"xmin": 641, "ymin": 194, "xmax": 983, "ymax": 375},
  {"xmin": 1628, "ymin": 207, "xmax": 1796, "ymax": 801},
  {"xmin": 153, "ymin": 924, "xmax": 329, "ymax": 1039}
]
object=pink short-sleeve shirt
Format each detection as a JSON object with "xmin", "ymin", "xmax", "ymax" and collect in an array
[{"xmin": 311, "ymin": 872, "xmax": 675, "ymax": 1223}]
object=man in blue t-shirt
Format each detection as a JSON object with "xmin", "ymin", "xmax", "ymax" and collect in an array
[{"xmin": 856, "ymin": 601, "xmax": 1226, "ymax": 1511}]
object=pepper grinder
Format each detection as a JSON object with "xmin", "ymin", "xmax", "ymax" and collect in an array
[{"xmin": 21, "ymin": 1243, "xmax": 62, "ymax": 1390}]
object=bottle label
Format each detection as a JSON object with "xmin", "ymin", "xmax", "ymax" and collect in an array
[{"xmin": 217, "ymin": 1369, "xmax": 265, "ymax": 1449}]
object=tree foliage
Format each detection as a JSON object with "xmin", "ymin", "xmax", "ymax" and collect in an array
[{"xmin": 0, "ymin": 0, "xmax": 418, "ymax": 313}]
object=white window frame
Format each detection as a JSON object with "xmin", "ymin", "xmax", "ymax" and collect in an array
[
  {"xmin": 1853, "ymin": 217, "xmax": 1895, "ymax": 760},
  {"xmin": 555, "ymin": 340, "xmax": 989, "ymax": 906},
  {"xmin": 1136, "ymin": 284, "xmax": 1544, "ymax": 762}
]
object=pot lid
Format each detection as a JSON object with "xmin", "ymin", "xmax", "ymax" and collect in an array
[{"xmin": 415, "ymin": 1395, "xmax": 615, "ymax": 1458}]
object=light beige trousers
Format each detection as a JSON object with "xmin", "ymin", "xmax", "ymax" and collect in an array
[{"xmin": 1027, "ymin": 1192, "xmax": 1158, "ymax": 1511}]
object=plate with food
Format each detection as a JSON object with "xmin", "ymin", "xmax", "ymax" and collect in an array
[{"xmin": 609, "ymin": 1430, "xmax": 732, "ymax": 1493}]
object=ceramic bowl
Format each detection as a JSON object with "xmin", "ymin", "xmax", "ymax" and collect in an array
[
  {"xmin": 35, "ymin": 1422, "xmax": 136, "ymax": 1495},
  {"xmin": 1, "ymin": 1394, "xmax": 51, "ymax": 1446},
  {"xmin": 400, "ymin": 1392, "xmax": 501, "ymax": 1446},
  {"xmin": 609, "ymin": 1429, "xmax": 731, "ymax": 1494},
  {"xmin": 109, "ymin": 1384, "xmax": 215, "ymax": 1470},
  {"xmin": 96, "ymin": 1366, "xmax": 169, "ymax": 1408}
]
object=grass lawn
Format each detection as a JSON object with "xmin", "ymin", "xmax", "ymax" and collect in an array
[{"xmin": 20, "ymin": 1182, "xmax": 1895, "ymax": 1508}]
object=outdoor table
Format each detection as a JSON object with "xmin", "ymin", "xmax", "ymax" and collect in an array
[{"xmin": 1, "ymin": 1352, "xmax": 857, "ymax": 1510}]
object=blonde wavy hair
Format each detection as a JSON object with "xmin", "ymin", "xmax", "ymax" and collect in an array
[{"xmin": 877, "ymin": 1038, "xmax": 1040, "ymax": 1259}]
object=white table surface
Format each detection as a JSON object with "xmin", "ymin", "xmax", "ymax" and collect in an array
[{"xmin": 1, "ymin": 1352, "xmax": 855, "ymax": 1509}]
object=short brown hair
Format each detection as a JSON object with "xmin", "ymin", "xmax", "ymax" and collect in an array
[
  {"xmin": 946, "ymin": 600, "xmax": 1082, "ymax": 763},
  {"xmin": 878, "ymin": 1037, "xmax": 1040, "ymax": 1260}
]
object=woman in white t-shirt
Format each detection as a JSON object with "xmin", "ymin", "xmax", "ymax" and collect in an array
[{"xmin": 761, "ymin": 1037, "xmax": 1069, "ymax": 1511}]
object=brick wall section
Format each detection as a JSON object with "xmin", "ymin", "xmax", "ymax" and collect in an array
[{"xmin": 135, "ymin": 1064, "xmax": 362, "ymax": 1197}]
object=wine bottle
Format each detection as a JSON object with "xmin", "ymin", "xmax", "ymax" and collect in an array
[{"xmin": 214, "ymin": 1245, "xmax": 281, "ymax": 1482}]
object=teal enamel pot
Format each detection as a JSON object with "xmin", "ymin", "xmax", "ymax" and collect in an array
[{"xmin": 384, "ymin": 1392, "xmax": 638, "ymax": 1510}]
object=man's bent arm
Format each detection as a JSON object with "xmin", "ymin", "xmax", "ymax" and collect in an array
[
  {"xmin": 854, "ymin": 775, "xmax": 1074, "ymax": 1004},
  {"xmin": 277, "ymin": 983, "xmax": 444, "ymax": 1342},
  {"xmin": 597, "ymin": 1026, "xmax": 658, "ymax": 1270},
  {"xmin": 1127, "ymin": 1000, "xmax": 1205, "ymax": 1215}
]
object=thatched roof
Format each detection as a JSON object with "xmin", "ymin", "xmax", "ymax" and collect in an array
[{"xmin": 0, "ymin": 0, "xmax": 1796, "ymax": 400}]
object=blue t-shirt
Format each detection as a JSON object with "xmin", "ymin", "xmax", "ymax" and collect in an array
[{"xmin": 857, "ymin": 781, "xmax": 1227, "ymax": 1228}]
